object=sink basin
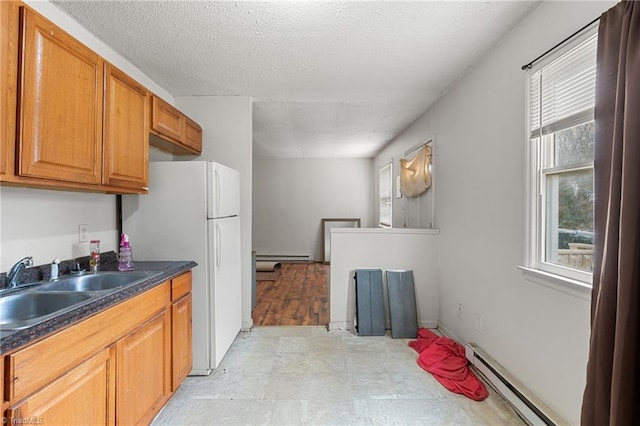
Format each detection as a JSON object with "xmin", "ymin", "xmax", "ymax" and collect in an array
[
  {"xmin": 0, "ymin": 291, "xmax": 93, "ymax": 329},
  {"xmin": 0, "ymin": 272, "xmax": 158, "ymax": 331},
  {"xmin": 39, "ymin": 272, "xmax": 151, "ymax": 293}
]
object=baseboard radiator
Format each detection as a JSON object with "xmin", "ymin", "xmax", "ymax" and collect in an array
[
  {"xmin": 255, "ymin": 254, "xmax": 314, "ymax": 263},
  {"xmin": 465, "ymin": 343, "xmax": 567, "ymax": 426}
]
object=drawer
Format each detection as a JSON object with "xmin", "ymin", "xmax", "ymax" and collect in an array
[{"xmin": 171, "ymin": 271, "xmax": 192, "ymax": 301}]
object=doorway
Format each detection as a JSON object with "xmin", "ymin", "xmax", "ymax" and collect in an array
[{"xmin": 252, "ymin": 262, "xmax": 329, "ymax": 326}]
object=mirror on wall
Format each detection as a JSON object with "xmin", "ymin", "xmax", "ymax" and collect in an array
[{"xmin": 321, "ymin": 218, "xmax": 361, "ymax": 263}]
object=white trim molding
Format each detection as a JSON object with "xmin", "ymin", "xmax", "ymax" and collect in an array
[{"xmin": 518, "ymin": 266, "xmax": 592, "ymax": 301}]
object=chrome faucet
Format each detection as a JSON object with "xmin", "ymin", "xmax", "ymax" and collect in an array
[{"xmin": 7, "ymin": 256, "xmax": 34, "ymax": 288}]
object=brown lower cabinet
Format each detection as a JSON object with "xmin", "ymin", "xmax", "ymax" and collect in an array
[
  {"xmin": 2, "ymin": 271, "xmax": 192, "ymax": 425},
  {"xmin": 172, "ymin": 294, "xmax": 193, "ymax": 391},
  {"xmin": 6, "ymin": 347, "xmax": 116, "ymax": 425},
  {"xmin": 117, "ymin": 310, "xmax": 172, "ymax": 425}
]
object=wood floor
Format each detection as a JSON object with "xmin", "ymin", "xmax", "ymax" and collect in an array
[{"xmin": 252, "ymin": 262, "xmax": 329, "ymax": 326}]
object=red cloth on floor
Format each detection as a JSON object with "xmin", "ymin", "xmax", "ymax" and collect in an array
[
  {"xmin": 408, "ymin": 327, "xmax": 440, "ymax": 353},
  {"xmin": 409, "ymin": 328, "xmax": 489, "ymax": 401}
]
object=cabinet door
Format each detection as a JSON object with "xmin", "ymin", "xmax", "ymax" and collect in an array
[
  {"xmin": 0, "ymin": 1, "xmax": 18, "ymax": 178},
  {"xmin": 182, "ymin": 116, "xmax": 202, "ymax": 154},
  {"xmin": 5, "ymin": 348, "xmax": 115, "ymax": 426},
  {"xmin": 103, "ymin": 63, "xmax": 149, "ymax": 189},
  {"xmin": 0, "ymin": 354, "xmax": 4, "ymax": 404},
  {"xmin": 151, "ymin": 96, "xmax": 182, "ymax": 142},
  {"xmin": 117, "ymin": 309, "xmax": 171, "ymax": 426},
  {"xmin": 17, "ymin": 7, "xmax": 103, "ymax": 184},
  {"xmin": 172, "ymin": 293, "xmax": 193, "ymax": 391}
]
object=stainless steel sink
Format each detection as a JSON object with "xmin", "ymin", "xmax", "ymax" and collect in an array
[
  {"xmin": 0, "ymin": 271, "xmax": 158, "ymax": 332},
  {"xmin": 0, "ymin": 291, "xmax": 93, "ymax": 330},
  {"xmin": 38, "ymin": 272, "xmax": 152, "ymax": 293}
]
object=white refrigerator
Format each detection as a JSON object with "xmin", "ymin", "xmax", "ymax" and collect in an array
[{"xmin": 122, "ymin": 161, "xmax": 241, "ymax": 375}]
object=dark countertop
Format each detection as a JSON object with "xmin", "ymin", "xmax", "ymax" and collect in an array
[{"xmin": 0, "ymin": 260, "xmax": 197, "ymax": 355}]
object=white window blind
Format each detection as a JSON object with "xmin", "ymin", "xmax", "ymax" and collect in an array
[
  {"xmin": 530, "ymin": 34, "xmax": 597, "ymax": 139},
  {"xmin": 525, "ymin": 27, "xmax": 597, "ymax": 285}
]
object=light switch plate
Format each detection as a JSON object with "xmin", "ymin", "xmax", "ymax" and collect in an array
[{"xmin": 78, "ymin": 224, "xmax": 89, "ymax": 243}]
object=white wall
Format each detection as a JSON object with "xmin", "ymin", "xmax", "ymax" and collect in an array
[
  {"xmin": 329, "ymin": 228, "xmax": 439, "ymax": 331},
  {"xmin": 0, "ymin": 187, "xmax": 116, "ymax": 270},
  {"xmin": 253, "ymin": 157, "xmax": 373, "ymax": 261},
  {"xmin": 374, "ymin": 2, "xmax": 614, "ymax": 423},
  {"xmin": 174, "ymin": 96, "xmax": 254, "ymax": 330},
  {"xmin": 1, "ymin": 1, "xmax": 173, "ymax": 273}
]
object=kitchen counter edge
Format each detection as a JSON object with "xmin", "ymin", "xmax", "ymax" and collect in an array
[{"xmin": 0, "ymin": 260, "xmax": 197, "ymax": 355}]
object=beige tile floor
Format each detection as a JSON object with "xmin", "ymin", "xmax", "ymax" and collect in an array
[{"xmin": 153, "ymin": 327, "xmax": 526, "ymax": 426}]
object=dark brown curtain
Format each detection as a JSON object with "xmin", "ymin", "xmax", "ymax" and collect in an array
[{"xmin": 581, "ymin": 1, "xmax": 640, "ymax": 425}]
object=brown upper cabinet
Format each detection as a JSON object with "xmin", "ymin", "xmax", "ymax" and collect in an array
[
  {"xmin": 1, "ymin": 3, "xmax": 202, "ymax": 193},
  {"xmin": 151, "ymin": 96, "xmax": 182, "ymax": 142},
  {"xmin": 1, "ymin": 3, "xmax": 153, "ymax": 194},
  {"xmin": 182, "ymin": 116, "xmax": 203, "ymax": 154},
  {"xmin": 150, "ymin": 95, "xmax": 202, "ymax": 155},
  {"xmin": 0, "ymin": 1, "xmax": 19, "ymax": 179},
  {"xmin": 17, "ymin": 6, "xmax": 104, "ymax": 185},
  {"xmin": 103, "ymin": 64, "xmax": 149, "ymax": 190}
]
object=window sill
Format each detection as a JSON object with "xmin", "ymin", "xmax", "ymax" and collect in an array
[{"xmin": 517, "ymin": 266, "xmax": 592, "ymax": 301}]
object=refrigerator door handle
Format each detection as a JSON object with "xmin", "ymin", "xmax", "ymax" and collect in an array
[
  {"xmin": 216, "ymin": 221, "xmax": 222, "ymax": 268},
  {"xmin": 215, "ymin": 169, "xmax": 221, "ymax": 218}
]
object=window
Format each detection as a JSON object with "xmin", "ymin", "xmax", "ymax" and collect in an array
[
  {"xmin": 379, "ymin": 163, "xmax": 392, "ymax": 227},
  {"xmin": 525, "ymin": 30, "xmax": 597, "ymax": 284}
]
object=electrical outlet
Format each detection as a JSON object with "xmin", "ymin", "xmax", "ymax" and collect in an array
[
  {"xmin": 457, "ymin": 303, "xmax": 463, "ymax": 319},
  {"xmin": 475, "ymin": 314, "xmax": 483, "ymax": 333},
  {"xmin": 78, "ymin": 224, "xmax": 89, "ymax": 243}
]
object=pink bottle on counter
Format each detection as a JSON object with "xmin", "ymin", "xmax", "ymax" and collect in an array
[{"xmin": 118, "ymin": 233, "xmax": 134, "ymax": 271}]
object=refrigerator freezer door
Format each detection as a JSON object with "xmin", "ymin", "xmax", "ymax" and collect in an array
[
  {"xmin": 208, "ymin": 216, "xmax": 242, "ymax": 368},
  {"xmin": 207, "ymin": 162, "xmax": 240, "ymax": 219}
]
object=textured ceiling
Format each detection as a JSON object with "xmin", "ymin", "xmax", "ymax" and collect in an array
[{"xmin": 52, "ymin": 0, "xmax": 539, "ymax": 158}]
